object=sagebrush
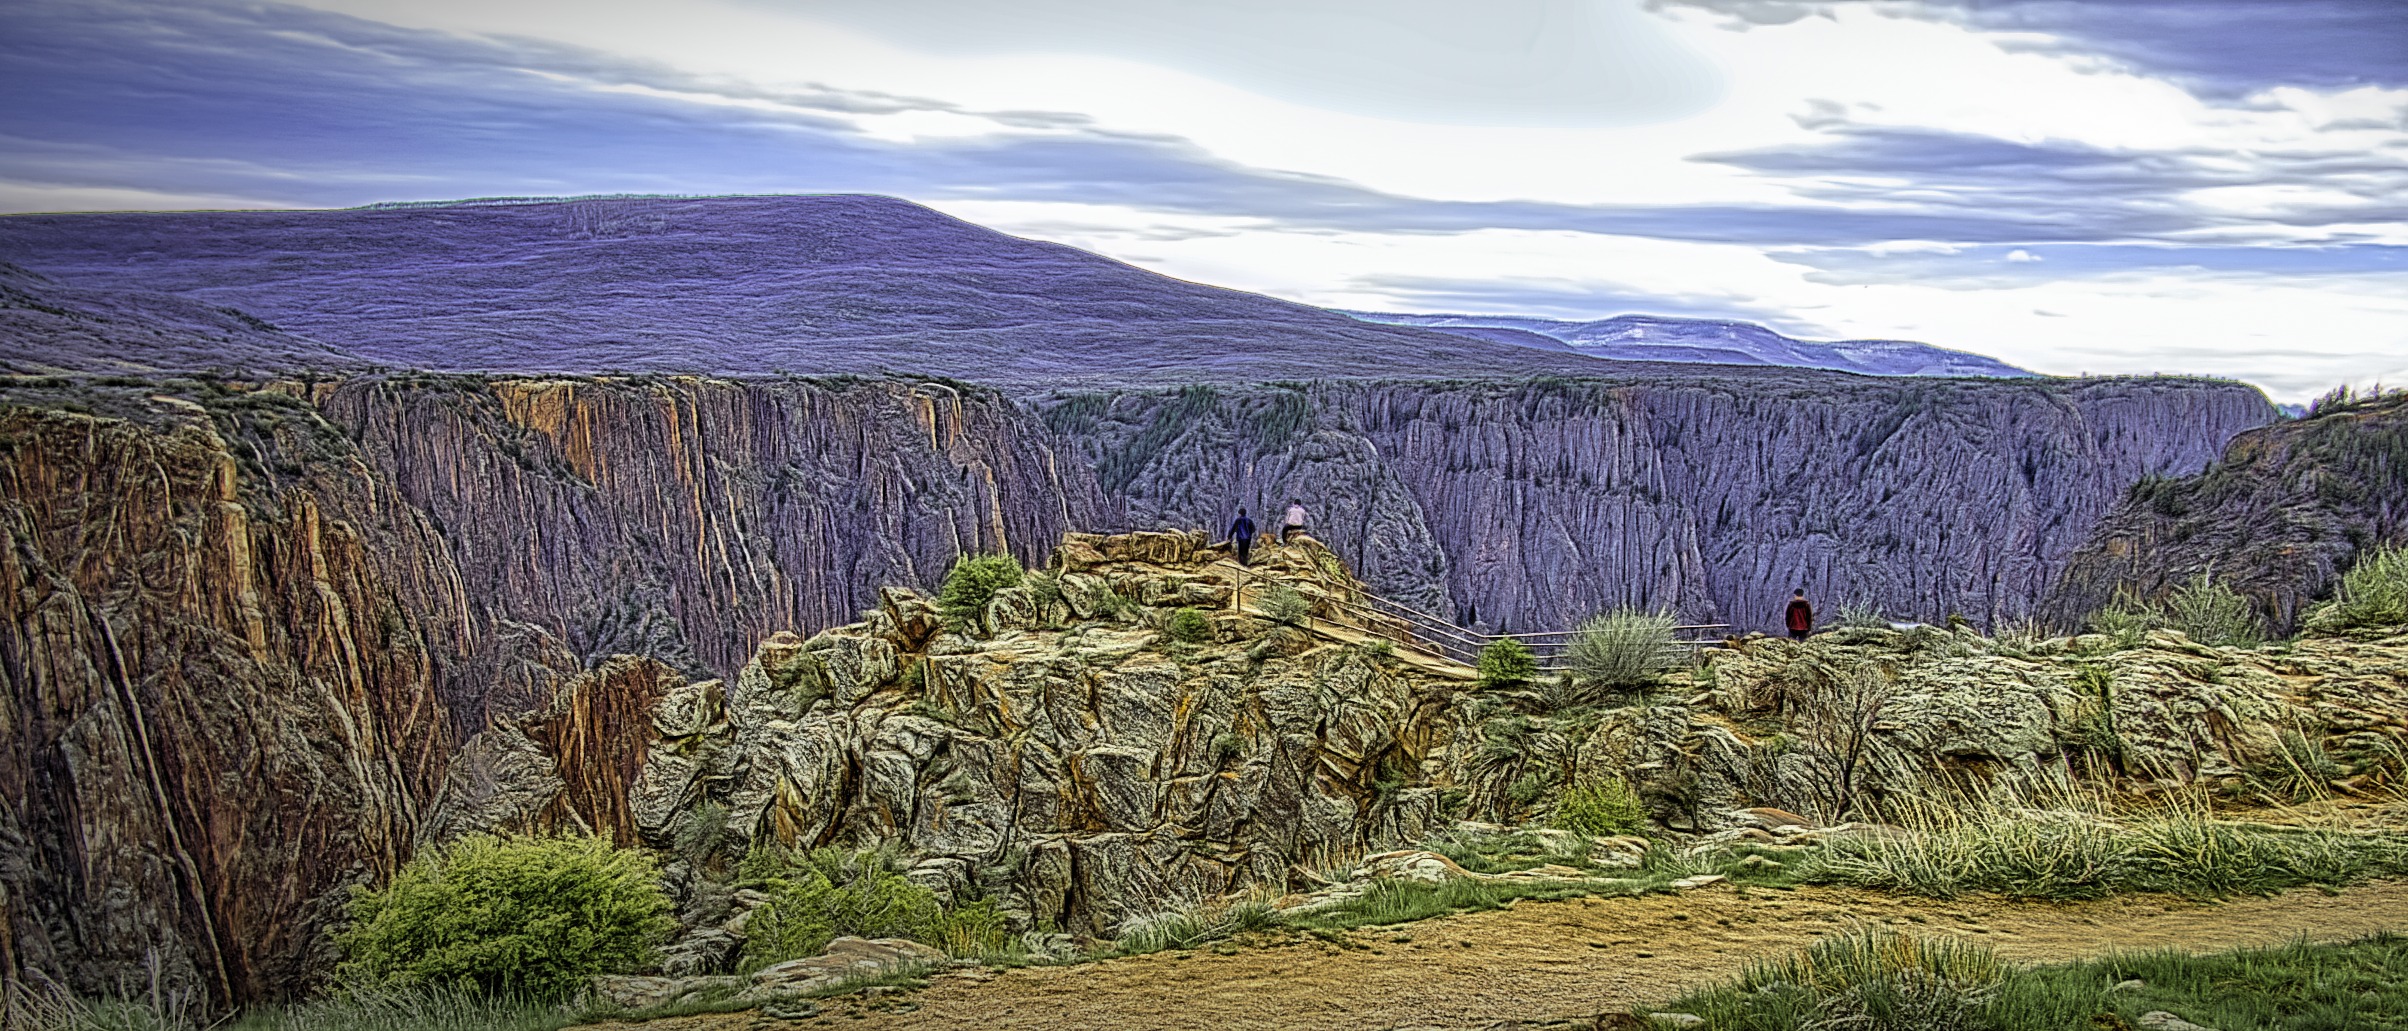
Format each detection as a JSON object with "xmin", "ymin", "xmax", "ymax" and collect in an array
[
  {"xmin": 335, "ymin": 833, "xmax": 674, "ymax": 1002},
  {"xmin": 1565, "ymin": 607, "xmax": 1677, "ymax": 699}
]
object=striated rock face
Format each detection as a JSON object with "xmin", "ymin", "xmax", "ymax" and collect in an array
[
  {"xmin": 1045, "ymin": 375, "xmax": 2274, "ymax": 634},
  {"xmin": 2046, "ymin": 392, "xmax": 2408, "ymax": 632},
  {"xmin": 0, "ymin": 374, "xmax": 1102, "ymax": 1006},
  {"xmin": 0, "ymin": 368, "xmax": 2272, "ymax": 1005},
  {"xmin": 628, "ymin": 532, "xmax": 1455, "ymax": 937},
  {"xmin": 323, "ymin": 375, "xmax": 1104, "ymax": 678},
  {"xmin": 1585, "ymin": 623, "xmax": 2408, "ymax": 832},
  {"xmin": 0, "ymin": 400, "xmax": 456, "ymax": 1007}
]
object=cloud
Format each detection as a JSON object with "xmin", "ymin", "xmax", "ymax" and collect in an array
[
  {"xmin": 769, "ymin": 0, "xmax": 1727, "ymax": 128},
  {"xmin": 1336, "ymin": 272, "xmax": 1818, "ymax": 329},
  {"xmin": 1652, "ymin": 0, "xmax": 2408, "ymax": 98},
  {"xmin": 1770, "ymin": 242, "xmax": 2408, "ymax": 289}
]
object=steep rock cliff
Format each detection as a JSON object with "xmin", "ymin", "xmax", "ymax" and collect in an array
[
  {"xmin": 0, "ymin": 397, "xmax": 456, "ymax": 1007},
  {"xmin": 1047, "ymin": 375, "xmax": 2274, "ymax": 634},
  {"xmin": 2047, "ymin": 391, "xmax": 2408, "ymax": 631},
  {"xmin": 0, "ymin": 374, "xmax": 1103, "ymax": 1006}
]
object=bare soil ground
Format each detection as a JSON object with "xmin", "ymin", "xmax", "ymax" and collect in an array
[{"xmin": 595, "ymin": 879, "xmax": 2408, "ymax": 1031}]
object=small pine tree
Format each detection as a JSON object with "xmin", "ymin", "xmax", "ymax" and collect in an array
[
  {"xmin": 1167, "ymin": 607, "xmax": 1214, "ymax": 644},
  {"xmin": 937, "ymin": 553, "xmax": 1024, "ymax": 632}
]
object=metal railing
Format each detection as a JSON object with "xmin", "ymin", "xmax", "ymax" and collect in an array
[{"xmin": 1226, "ymin": 557, "xmax": 1729, "ymax": 673}]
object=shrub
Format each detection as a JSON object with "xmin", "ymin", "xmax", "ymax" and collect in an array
[
  {"xmin": 1565, "ymin": 607, "xmax": 1678, "ymax": 699},
  {"xmin": 1553, "ymin": 776, "xmax": 1648, "ymax": 837},
  {"xmin": 2085, "ymin": 589, "xmax": 2159, "ymax": 649},
  {"xmin": 1166, "ymin": 607, "xmax": 1214, "ymax": 644},
  {"xmin": 737, "ymin": 846, "xmax": 1013, "ymax": 969},
  {"xmin": 2305, "ymin": 542, "xmax": 2408, "ymax": 636},
  {"xmin": 936, "ymin": 553, "xmax": 1023, "ymax": 631},
  {"xmin": 1258, "ymin": 584, "xmax": 1311, "ymax": 625},
  {"xmin": 335, "ymin": 833, "xmax": 674, "ymax": 1002},
  {"xmin": 1476, "ymin": 637, "xmax": 1537, "ymax": 688},
  {"xmin": 2163, "ymin": 571, "xmax": 2265, "ymax": 647},
  {"xmin": 1833, "ymin": 601, "xmax": 1891, "ymax": 629}
]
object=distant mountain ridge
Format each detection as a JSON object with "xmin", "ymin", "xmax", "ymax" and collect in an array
[
  {"xmin": 1343, "ymin": 310, "xmax": 2033, "ymax": 378},
  {"xmin": 0, "ymin": 195, "xmax": 1644, "ymax": 387}
]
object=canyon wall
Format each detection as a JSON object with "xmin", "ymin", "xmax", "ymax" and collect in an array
[
  {"xmin": 2046, "ymin": 392, "xmax": 2408, "ymax": 631},
  {"xmin": 0, "ymin": 368, "xmax": 2269, "ymax": 1005},
  {"xmin": 1047, "ymin": 374, "xmax": 2274, "ymax": 634},
  {"xmin": 0, "ymin": 375, "xmax": 1101, "ymax": 1006}
]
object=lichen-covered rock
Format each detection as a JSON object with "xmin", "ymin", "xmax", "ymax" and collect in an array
[{"xmin": 636, "ymin": 536, "xmax": 1464, "ymax": 937}]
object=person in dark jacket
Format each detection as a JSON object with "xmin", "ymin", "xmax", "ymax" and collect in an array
[
  {"xmin": 1227, "ymin": 508, "xmax": 1257, "ymax": 566},
  {"xmin": 1785, "ymin": 588, "xmax": 1813, "ymax": 640}
]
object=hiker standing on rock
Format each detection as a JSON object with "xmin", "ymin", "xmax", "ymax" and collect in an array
[
  {"xmin": 1785, "ymin": 588, "xmax": 1814, "ymax": 640},
  {"xmin": 1282, "ymin": 498, "xmax": 1308, "ymax": 543},
  {"xmin": 1227, "ymin": 507, "xmax": 1257, "ymax": 566}
]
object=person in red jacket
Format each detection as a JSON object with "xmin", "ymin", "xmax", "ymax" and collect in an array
[{"xmin": 1785, "ymin": 588, "xmax": 1814, "ymax": 640}]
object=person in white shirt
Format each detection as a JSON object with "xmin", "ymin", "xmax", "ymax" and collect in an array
[{"xmin": 1281, "ymin": 499, "xmax": 1308, "ymax": 543}]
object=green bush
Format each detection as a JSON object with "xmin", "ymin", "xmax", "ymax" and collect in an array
[
  {"xmin": 1258, "ymin": 584, "xmax": 1311, "ymax": 625},
  {"xmin": 1552, "ymin": 776, "xmax": 1648, "ymax": 837},
  {"xmin": 1565, "ymin": 607, "xmax": 1678, "ymax": 700},
  {"xmin": 2163, "ymin": 571, "xmax": 2265, "ymax": 647},
  {"xmin": 936, "ymin": 554, "xmax": 1024, "ymax": 632},
  {"xmin": 1476, "ymin": 637, "xmax": 1537, "ymax": 687},
  {"xmin": 1166, "ymin": 606, "xmax": 1214, "ymax": 644},
  {"xmin": 2305, "ymin": 542, "xmax": 2408, "ymax": 636},
  {"xmin": 334, "ymin": 833, "xmax": 674, "ymax": 1002},
  {"xmin": 737, "ymin": 846, "xmax": 1013, "ymax": 970}
]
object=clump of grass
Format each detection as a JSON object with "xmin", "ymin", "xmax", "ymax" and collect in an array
[
  {"xmin": 737, "ymin": 845, "xmax": 1016, "ymax": 969},
  {"xmin": 1804, "ymin": 792, "xmax": 2408, "ymax": 901},
  {"xmin": 1476, "ymin": 636, "xmax": 1537, "ymax": 688},
  {"xmin": 1669, "ymin": 932, "xmax": 2408, "ymax": 1031},
  {"xmin": 2305, "ymin": 541, "xmax": 2408, "ymax": 636},
  {"xmin": 2087, "ymin": 572, "xmax": 2267, "ymax": 648},
  {"xmin": 2163, "ymin": 571, "xmax": 2266, "ymax": 647},
  {"xmin": 1833, "ymin": 601, "xmax": 1892, "ymax": 629},
  {"xmin": 1552, "ymin": 776, "xmax": 1648, "ymax": 837},
  {"xmin": 1108, "ymin": 894, "xmax": 1281, "ymax": 955},
  {"xmin": 1564, "ymin": 607, "xmax": 1678, "ymax": 701},
  {"xmin": 1257, "ymin": 585, "xmax": 1311, "ymax": 625},
  {"xmin": 2085, "ymin": 589, "xmax": 2160, "ymax": 650},
  {"xmin": 1165, "ymin": 606, "xmax": 1213, "ymax": 644},
  {"xmin": 2242, "ymin": 728, "xmax": 2347, "ymax": 803},
  {"xmin": 1666, "ymin": 928, "xmax": 2002, "ymax": 1031}
]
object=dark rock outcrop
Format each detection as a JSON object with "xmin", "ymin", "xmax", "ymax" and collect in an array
[{"xmin": 2046, "ymin": 391, "xmax": 2408, "ymax": 631}]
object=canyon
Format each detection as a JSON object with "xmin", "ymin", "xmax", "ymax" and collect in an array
[{"xmin": 0, "ymin": 196, "xmax": 2292, "ymax": 1011}]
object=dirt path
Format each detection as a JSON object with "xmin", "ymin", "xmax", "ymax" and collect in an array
[{"xmin": 608, "ymin": 880, "xmax": 2408, "ymax": 1031}]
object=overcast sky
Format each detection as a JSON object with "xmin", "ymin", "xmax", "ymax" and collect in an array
[{"xmin": 3, "ymin": 0, "xmax": 2404, "ymax": 400}]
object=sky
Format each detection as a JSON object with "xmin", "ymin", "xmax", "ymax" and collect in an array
[{"xmin": 1, "ymin": 0, "xmax": 2404, "ymax": 400}]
